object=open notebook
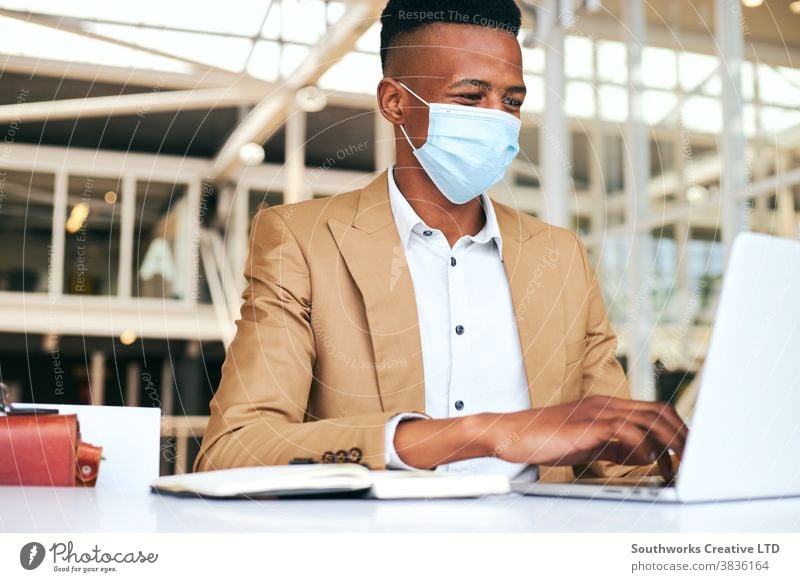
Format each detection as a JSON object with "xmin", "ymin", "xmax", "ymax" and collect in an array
[{"xmin": 151, "ymin": 464, "xmax": 510, "ymax": 500}]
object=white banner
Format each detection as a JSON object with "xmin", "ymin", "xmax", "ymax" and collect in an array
[{"xmin": 1, "ymin": 533, "xmax": 798, "ymax": 581}]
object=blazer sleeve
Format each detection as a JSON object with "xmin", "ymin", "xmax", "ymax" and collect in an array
[
  {"xmin": 193, "ymin": 208, "xmax": 396, "ymax": 472},
  {"xmin": 571, "ymin": 233, "xmax": 662, "ymax": 479}
]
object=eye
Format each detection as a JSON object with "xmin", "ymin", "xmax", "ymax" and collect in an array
[
  {"xmin": 457, "ymin": 93, "xmax": 483, "ymax": 102},
  {"xmin": 503, "ymin": 96, "xmax": 523, "ymax": 109}
]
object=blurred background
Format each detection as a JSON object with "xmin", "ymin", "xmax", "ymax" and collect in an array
[{"xmin": 0, "ymin": 0, "xmax": 798, "ymax": 474}]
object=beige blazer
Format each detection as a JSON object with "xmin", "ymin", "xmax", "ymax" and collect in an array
[{"xmin": 194, "ymin": 171, "xmax": 648, "ymax": 482}]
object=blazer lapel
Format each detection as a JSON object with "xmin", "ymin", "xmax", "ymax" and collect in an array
[
  {"xmin": 494, "ymin": 204, "xmax": 567, "ymax": 409},
  {"xmin": 328, "ymin": 172, "xmax": 426, "ymax": 414}
]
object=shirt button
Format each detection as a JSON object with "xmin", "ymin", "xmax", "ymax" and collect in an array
[
  {"xmin": 455, "ymin": 400, "xmax": 464, "ymax": 411},
  {"xmin": 450, "ymin": 257, "xmax": 457, "ymax": 267},
  {"xmin": 455, "ymin": 324, "xmax": 464, "ymax": 335},
  {"xmin": 423, "ymin": 230, "xmax": 433, "ymax": 236}
]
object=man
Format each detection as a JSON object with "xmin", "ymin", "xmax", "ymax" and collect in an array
[{"xmin": 194, "ymin": 0, "xmax": 686, "ymax": 483}]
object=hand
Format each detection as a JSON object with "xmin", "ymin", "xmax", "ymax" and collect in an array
[{"xmin": 484, "ymin": 395, "xmax": 688, "ymax": 482}]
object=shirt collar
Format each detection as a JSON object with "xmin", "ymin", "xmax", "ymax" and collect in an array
[{"xmin": 386, "ymin": 164, "xmax": 504, "ymax": 257}]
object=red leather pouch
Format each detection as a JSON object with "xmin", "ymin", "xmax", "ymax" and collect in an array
[{"xmin": 0, "ymin": 413, "xmax": 103, "ymax": 487}]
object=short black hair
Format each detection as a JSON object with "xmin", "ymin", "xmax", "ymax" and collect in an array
[{"xmin": 380, "ymin": 0, "xmax": 522, "ymax": 72}]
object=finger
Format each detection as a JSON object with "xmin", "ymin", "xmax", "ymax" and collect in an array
[
  {"xmin": 595, "ymin": 440, "xmax": 652, "ymax": 467},
  {"xmin": 601, "ymin": 397, "xmax": 689, "ymax": 448},
  {"xmin": 632, "ymin": 411, "xmax": 686, "ymax": 457},
  {"xmin": 546, "ymin": 421, "xmax": 652, "ymax": 467},
  {"xmin": 610, "ymin": 407, "xmax": 687, "ymax": 459},
  {"xmin": 595, "ymin": 421, "xmax": 658, "ymax": 467},
  {"xmin": 584, "ymin": 402, "xmax": 686, "ymax": 460},
  {"xmin": 656, "ymin": 450, "xmax": 676, "ymax": 484},
  {"xmin": 601, "ymin": 426, "xmax": 676, "ymax": 483},
  {"xmin": 613, "ymin": 399, "xmax": 689, "ymax": 449},
  {"xmin": 647, "ymin": 403, "xmax": 689, "ymax": 448}
]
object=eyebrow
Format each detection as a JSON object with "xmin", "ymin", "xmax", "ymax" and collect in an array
[{"xmin": 447, "ymin": 78, "xmax": 527, "ymax": 95}]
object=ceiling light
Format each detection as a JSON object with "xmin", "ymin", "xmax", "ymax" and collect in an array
[
  {"xmin": 104, "ymin": 190, "xmax": 117, "ymax": 204},
  {"xmin": 120, "ymin": 330, "xmax": 138, "ymax": 346},
  {"xmin": 65, "ymin": 202, "xmax": 90, "ymax": 233},
  {"xmin": 741, "ymin": 0, "xmax": 763, "ymax": 7},
  {"xmin": 238, "ymin": 142, "xmax": 265, "ymax": 166},
  {"xmin": 295, "ymin": 85, "xmax": 327, "ymax": 113},
  {"xmin": 42, "ymin": 333, "xmax": 59, "ymax": 353},
  {"xmin": 686, "ymin": 184, "xmax": 709, "ymax": 203},
  {"xmin": 790, "ymin": 1, "xmax": 800, "ymax": 14}
]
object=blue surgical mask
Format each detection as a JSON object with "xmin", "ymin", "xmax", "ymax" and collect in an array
[{"xmin": 397, "ymin": 81, "xmax": 521, "ymax": 205}]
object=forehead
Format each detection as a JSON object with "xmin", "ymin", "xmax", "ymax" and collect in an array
[{"xmin": 392, "ymin": 23, "xmax": 523, "ymax": 82}]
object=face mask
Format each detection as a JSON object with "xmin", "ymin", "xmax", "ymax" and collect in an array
[{"xmin": 397, "ymin": 81, "xmax": 521, "ymax": 205}]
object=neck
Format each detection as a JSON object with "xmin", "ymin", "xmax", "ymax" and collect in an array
[{"xmin": 393, "ymin": 163, "xmax": 486, "ymax": 248}]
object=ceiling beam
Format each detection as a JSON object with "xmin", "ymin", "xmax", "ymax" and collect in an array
[
  {"xmin": 0, "ymin": 54, "xmax": 267, "ymax": 91},
  {"xmin": 573, "ymin": 12, "xmax": 800, "ymax": 69},
  {"xmin": 211, "ymin": 0, "xmax": 383, "ymax": 180},
  {"xmin": 0, "ymin": 86, "xmax": 267, "ymax": 123},
  {"xmin": 0, "ymin": 8, "xmax": 236, "ymax": 76},
  {"xmin": 0, "ymin": 8, "xmax": 264, "ymax": 40}
]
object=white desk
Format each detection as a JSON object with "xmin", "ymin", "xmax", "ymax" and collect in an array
[{"xmin": 2, "ymin": 487, "xmax": 800, "ymax": 532}]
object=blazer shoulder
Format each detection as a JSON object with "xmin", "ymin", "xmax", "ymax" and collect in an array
[
  {"xmin": 492, "ymin": 199, "xmax": 581, "ymax": 250},
  {"xmin": 253, "ymin": 186, "xmax": 363, "ymax": 235}
]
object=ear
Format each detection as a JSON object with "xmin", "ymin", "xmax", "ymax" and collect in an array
[{"xmin": 377, "ymin": 78, "xmax": 406, "ymax": 126}]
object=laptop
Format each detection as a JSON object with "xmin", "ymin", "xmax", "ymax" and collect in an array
[{"xmin": 512, "ymin": 232, "xmax": 800, "ymax": 503}]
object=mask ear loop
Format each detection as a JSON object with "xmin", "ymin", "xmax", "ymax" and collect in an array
[
  {"xmin": 396, "ymin": 81, "xmax": 429, "ymax": 153},
  {"xmin": 398, "ymin": 124, "xmax": 417, "ymax": 152},
  {"xmin": 397, "ymin": 81, "xmax": 430, "ymax": 106}
]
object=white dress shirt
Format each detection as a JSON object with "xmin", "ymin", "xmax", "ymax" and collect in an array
[{"xmin": 384, "ymin": 165, "xmax": 538, "ymax": 480}]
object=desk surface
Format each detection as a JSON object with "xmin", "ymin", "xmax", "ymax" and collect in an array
[{"xmin": 2, "ymin": 487, "xmax": 800, "ymax": 533}]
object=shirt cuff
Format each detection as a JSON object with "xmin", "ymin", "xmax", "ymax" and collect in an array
[{"xmin": 384, "ymin": 412, "xmax": 430, "ymax": 470}]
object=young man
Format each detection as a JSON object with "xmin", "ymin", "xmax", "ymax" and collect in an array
[{"xmin": 194, "ymin": 0, "xmax": 686, "ymax": 483}]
